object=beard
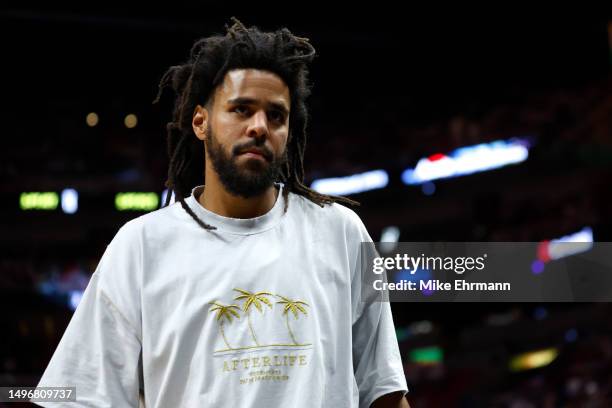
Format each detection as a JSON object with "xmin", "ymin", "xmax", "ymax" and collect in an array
[{"xmin": 204, "ymin": 125, "xmax": 287, "ymax": 198}]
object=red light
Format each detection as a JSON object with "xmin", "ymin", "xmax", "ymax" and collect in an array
[
  {"xmin": 428, "ymin": 153, "xmax": 446, "ymax": 162},
  {"xmin": 537, "ymin": 241, "xmax": 551, "ymax": 263}
]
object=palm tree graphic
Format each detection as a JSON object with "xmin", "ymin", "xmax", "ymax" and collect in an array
[
  {"xmin": 233, "ymin": 288, "xmax": 274, "ymax": 346},
  {"xmin": 208, "ymin": 301, "xmax": 241, "ymax": 350},
  {"xmin": 276, "ymin": 295, "xmax": 309, "ymax": 345}
]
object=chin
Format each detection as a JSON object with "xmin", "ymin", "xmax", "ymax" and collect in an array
[{"xmin": 241, "ymin": 159, "xmax": 269, "ymax": 172}]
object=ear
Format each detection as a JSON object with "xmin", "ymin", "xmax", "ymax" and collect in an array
[{"xmin": 192, "ymin": 104, "xmax": 209, "ymax": 141}]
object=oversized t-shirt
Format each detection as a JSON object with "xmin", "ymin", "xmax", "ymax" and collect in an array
[{"xmin": 35, "ymin": 184, "xmax": 408, "ymax": 407}]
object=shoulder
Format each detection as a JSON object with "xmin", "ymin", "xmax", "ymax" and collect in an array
[
  {"xmin": 290, "ymin": 191, "xmax": 359, "ymax": 219},
  {"xmin": 113, "ymin": 200, "xmax": 191, "ymax": 240},
  {"xmin": 289, "ymin": 192, "xmax": 369, "ymax": 238}
]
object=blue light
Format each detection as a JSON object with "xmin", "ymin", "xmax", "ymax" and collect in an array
[
  {"xmin": 311, "ymin": 170, "xmax": 389, "ymax": 195},
  {"xmin": 394, "ymin": 268, "xmax": 432, "ymax": 284},
  {"xmin": 533, "ymin": 307, "xmax": 548, "ymax": 320},
  {"xmin": 394, "ymin": 268, "xmax": 433, "ymax": 296},
  {"xmin": 422, "ymin": 181, "xmax": 436, "ymax": 196},
  {"xmin": 61, "ymin": 188, "xmax": 79, "ymax": 214},
  {"xmin": 531, "ymin": 260, "xmax": 545, "ymax": 275},
  {"xmin": 161, "ymin": 189, "xmax": 176, "ymax": 207},
  {"xmin": 69, "ymin": 290, "xmax": 84, "ymax": 311},
  {"xmin": 565, "ymin": 328, "xmax": 578, "ymax": 343}
]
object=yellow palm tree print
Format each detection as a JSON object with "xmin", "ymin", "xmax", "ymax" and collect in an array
[
  {"xmin": 276, "ymin": 295, "xmax": 309, "ymax": 345},
  {"xmin": 208, "ymin": 301, "xmax": 241, "ymax": 350},
  {"xmin": 233, "ymin": 288, "xmax": 274, "ymax": 346}
]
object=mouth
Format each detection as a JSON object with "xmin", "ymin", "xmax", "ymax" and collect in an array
[{"xmin": 237, "ymin": 148, "xmax": 270, "ymax": 161}]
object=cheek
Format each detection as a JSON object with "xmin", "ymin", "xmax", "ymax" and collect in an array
[
  {"xmin": 216, "ymin": 114, "xmax": 245, "ymax": 135},
  {"xmin": 274, "ymin": 131, "xmax": 289, "ymax": 153}
]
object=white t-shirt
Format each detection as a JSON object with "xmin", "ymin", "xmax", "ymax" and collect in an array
[{"xmin": 35, "ymin": 185, "xmax": 408, "ymax": 408}]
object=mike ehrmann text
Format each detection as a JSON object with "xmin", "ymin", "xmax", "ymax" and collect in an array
[{"xmin": 373, "ymin": 279, "xmax": 511, "ymax": 291}]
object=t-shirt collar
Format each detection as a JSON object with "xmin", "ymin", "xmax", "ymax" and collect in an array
[{"xmin": 184, "ymin": 184, "xmax": 285, "ymax": 234}]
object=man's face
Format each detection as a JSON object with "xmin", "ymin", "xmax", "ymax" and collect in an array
[{"xmin": 193, "ymin": 69, "xmax": 291, "ymax": 198}]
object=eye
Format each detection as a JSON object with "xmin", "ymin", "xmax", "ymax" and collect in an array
[
  {"xmin": 232, "ymin": 105, "xmax": 250, "ymax": 116},
  {"xmin": 268, "ymin": 110, "xmax": 285, "ymax": 124}
]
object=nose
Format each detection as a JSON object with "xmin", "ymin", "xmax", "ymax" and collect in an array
[{"xmin": 246, "ymin": 110, "xmax": 268, "ymax": 140}]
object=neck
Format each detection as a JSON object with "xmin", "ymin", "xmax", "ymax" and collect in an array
[{"xmin": 199, "ymin": 170, "xmax": 279, "ymax": 219}]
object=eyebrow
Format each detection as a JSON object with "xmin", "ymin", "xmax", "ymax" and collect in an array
[{"xmin": 227, "ymin": 97, "xmax": 290, "ymax": 116}]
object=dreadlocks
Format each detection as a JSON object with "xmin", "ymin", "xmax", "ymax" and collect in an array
[{"xmin": 153, "ymin": 17, "xmax": 358, "ymax": 230}]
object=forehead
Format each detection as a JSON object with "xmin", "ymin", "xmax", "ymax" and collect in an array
[{"xmin": 214, "ymin": 69, "xmax": 290, "ymax": 107}]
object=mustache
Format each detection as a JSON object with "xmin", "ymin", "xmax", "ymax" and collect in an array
[{"xmin": 232, "ymin": 141, "xmax": 274, "ymax": 162}]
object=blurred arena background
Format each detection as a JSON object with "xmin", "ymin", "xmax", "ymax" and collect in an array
[{"xmin": 1, "ymin": 8, "xmax": 612, "ymax": 407}]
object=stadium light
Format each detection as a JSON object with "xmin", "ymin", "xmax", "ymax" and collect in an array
[
  {"xmin": 311, "ymin": 170, "xmax": 389, "ymax": 195},
  {"xmin": 115, "ymin": 192, "xmax": 159, "ymax": 211},
  {"xmin": 20, "ymin": 192, "xmax": 59, "ymax": 210},
  {"xmin": 402, "ymin": 138, "xmax": 530, "ymax": 185},
  {"xmin": 61, "ymin": 189, "xmax": 79, "ymax": 214},
  {"xmin": 509, "ymin": 348, "xmax": 558, "ymax": 372}
]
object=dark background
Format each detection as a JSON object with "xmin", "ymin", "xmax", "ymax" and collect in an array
[{"xmin": 1, "ymin": 7, "xmax": 612, "ymax": 407}]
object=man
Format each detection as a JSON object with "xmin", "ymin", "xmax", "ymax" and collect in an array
[{"xmin": 35, "ymin": 19, "xmax": 409, "ymax": 407}]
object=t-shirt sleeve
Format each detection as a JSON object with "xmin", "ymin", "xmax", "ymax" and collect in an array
[
  {"xmin": 33, "ymin": 221, "xmax": 143, "ymax": 407},
  {"xmin": 348, "ymin": 212, "xmax": 408, "ymax": 408}
]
